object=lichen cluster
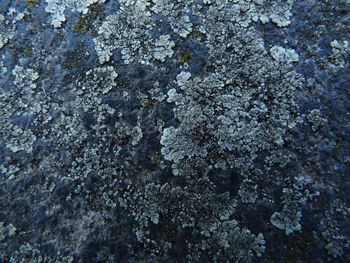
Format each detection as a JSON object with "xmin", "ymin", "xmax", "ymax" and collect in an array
[{"xmin": 0, "ymin": 0, "xmax": 349, "ymax": 262}]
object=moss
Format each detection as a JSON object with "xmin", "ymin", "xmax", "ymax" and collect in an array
[
  {"xmin": 143, "ymin": 100, "xmax": 154, "ymax": 109},
  {"xmin": 154, "ymin": 154, "xmax": 162, "ymax": 165},
  {"xmin": 63, "ymin": 43, "xmax": 90, "ymax": 75},
  {"xmin": 177, "ymin": 50, "xmax": 192, "ymax": 65},
  {"xmin": 24, "ymin": 46, "xmax": 32, "ymax": 56},
  {"xmin": 140, "ymin": 98, "xmax": 163, "ymax": 110},
  {"xmin": 73, "ymin": 3, "xmax": 104, "ymax": 34},
  {"xmin": 159, "ymin": 216, "xmax": 177, "ymax": 243},
  {"xmin": 193, "ymin": 28, "xmax": 201, "ymax": 37},
  {"xmin": 283, "ymin": 232, "xmax": 318, "ymax": 261},
  {"xmin": 27, "ymin": 0, "xmax": 39, "ymax": 9},
  {"xmin": 63, "ymin": 51, "xmax": 79, "ymax": 69}
]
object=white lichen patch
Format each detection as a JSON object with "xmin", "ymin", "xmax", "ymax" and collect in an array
[
  {"xmin": 118, "ymin": 0, "xmax": 152, "ymax": 15},
  {"xmin": 206, "ymin": 0, "xmax": 295, "ymax": 28},
  {"xmin": 270, "ymin": 46, "xmax": 299, "ymax": 64},
  {"xmin": 85, "ymin": 65, "xmax": 118, "ymax": 95},
  {"xmin": 0, "ymin": 66, "xmax": 40, "ymax": 154},
  {"xmin": 131, "ymin": 126, "xmax": 143, "ymax": 146},
  {"xmin": 149, "ymin": 0, "xmax": 174, "ymax": 15},
  {"xmin": 307, "ymin": 109, "xmax": 327, "ymax": 132},
  {"xmin": 0, "ymin": 9, "xmax": 26, "ymax": 50},
  {"xmin": 0, "ymin": 222, "xmax": 17, "ymax": 241},
  {"xmin": 5, "ymin": 125, "xmax": 37, "ymax": 154},
  {"xmin": 45, "ymin": 0, "xmax": 106, "ymax": 28},
  {"xmin": 12, "ymin": 65, "xmax": 39, "ymax": 90},
  {"xmin": 77, "ymin": 66, "xmax": 118, "ymax": 117},
  {"xmin": 206, "ymin": 219, "xmax": 265, "ymax": 259},
  {"xmin": 161, "ymin": 56, "xmax": 302, "ymax": 171},
  {"xmin": 171, "ymin": 15, "xmax": 193, "ymax": 38},
  {"xmin": 269, "ymin": 3, "xmax": 293, "ymax": 27},
  {"xmin": 2, "ymin": 0, "xmax": 348, "ymax": 261},
  {"xmin": 321, "ymin": 202, "xmax": 350, "ymax": 258},
  {"xmin": 94, "ymin": 11, "xmax": 155, "ymax": 64},
  {"xmin": 329, "ymin": 39, "xmax": 350, "ymax": 69},
  {"xmin": 238, "ymin": 179, "xmax": 259, "ymax": 204},
  {"xmin": 152, "ymin": 35, "xmax": 175, "ymax": 62},
  {"xmin": 270, "ymin": 208, "xmax": 302, "ymax": 235}
]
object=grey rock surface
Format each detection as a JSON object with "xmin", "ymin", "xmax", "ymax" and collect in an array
[{"xmin": 0, "ymin": 0, "xmax": 349, "ymax": 262}]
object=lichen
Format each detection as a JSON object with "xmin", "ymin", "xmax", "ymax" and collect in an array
[
  {"xmin": 45, "ymin": 0, "xmax": 106, "ymax": 28},
  {"xmin": 73, "ymin": 3, "xmax": 104, "ymax": 34},
  {"xmin": 1, "ymin": 0, "xmax": 349, "ymax": 261}
]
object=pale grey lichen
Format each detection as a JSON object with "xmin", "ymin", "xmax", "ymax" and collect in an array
[
  {"xmin": 46, "ymin": 65, "xmax": 121, "ymax": 186},
  {"xmin": 157, "ymin": 12, "xmax": 305, "ymax": 207},
  {"xmin": 203, "ymin": 0, "xmax": 212, "ymax": 5},
  {"xmin": 149, "ymin": 0, "xmax": 174, "ymax": 15},
  {"xmin": 67, "ymin": 66, "xmax": 118, "ymax": 141},
  {"xmin": 0, "ymin": 8, "xmax": 26, "ymax": 50},
  {"xmin": 2, "ymin": 0, "xmax": 348, "ymax": 261},
  {"xmin": 148, "ymin": 85, "xmax": 166, "ymax": 103},
  {"xmin": 160, "ymin": 126, "xmax": 209, "ymax": 163},
  {"xmin": 203, "ymin": 219, "xmax": 265, "ymax": 262},
  {"xmin": 93, "ymin": 0, "xmax": 297, "ymax": 66},
  {"xmin": 270, "ymin": 46, "xmax": 299, "ymax": 64},
  {"xmin": 161, "ymin": 60, "xmax": 302, "ymax": 172},
  {"xmin": 203, "ymin": 0, "xmax": 295, "ymax": 28},
  {"xmin": 131, "ymin": 126, "xmax": 143, "ymax": 146},
  {"xmin": 238, "ymin": 179, "xmax": 259, "ymax": 204},
  {"xmin": 5, "ymin": 125, "xmax": 37, "ymax": 154},
  {"xmin": 269, "ymin": 2, "xmax": 293, "ymax": 27},
  {"xmin": 1, "ymin": 66, "xmax": 39, "ymax": 154},
  {"xmin": 115, "ymin": 176, "xmax": 265, "ymax": 261},
  {"xmin": 152, "ymin": 34, "xmax": 175, "ymax": 62},
  {"xmin": 118, "ymin": 0, "xmax": 152, "ymax": 15},
  {"xmin": 270, "ymin": 206, "xmax": 302, "ymax": 235},
  {"xmin": 269, "ymin": 177, "xmax": 321, "ymax": 236},
  {"xmin": 12, "ymin": 65, "xmax": 39, "ymax": 91},
  {"xmin": 171, "ymin": 15, "xmax": 193, "ymax": 38},
  {"xmin": 307, "ymin": 109, "xmax": 327, "ymax": 132},
  {"xmin": 0, "ymin": 222, "xmax": 17, "ymax": 260},
  {"xmin": 329, "ymin": 39, "xmax": 349, "ymax": 69},
  {"xmin": 9, "ymin": 242, "xmax": 74, "ymax": 263},
  {"xmin": 137, "ymin": 84, "xmax": 166, "ymax": 109},
  {"xmin": 45, "ymin": 0, "xmax": 106, "ymax": 28},
  {"xmin": 322, "ymin": 219, "xmax": 350, "ymax": 258},
  {"xmin": 93, "ymin": 9, "xmax": 155, "ymax": 64},
  {"xmin": 0, "ymin": 222, "xmax": 17, "ymax": 242},
  {"xmin": 321, "ymin": 200, "xmax": 350, "ymax": 258}
]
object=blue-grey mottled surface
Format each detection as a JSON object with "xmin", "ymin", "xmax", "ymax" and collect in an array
[{"xmin": 0, "ymin": 0, "xmax": 349, "ymax": 262}]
